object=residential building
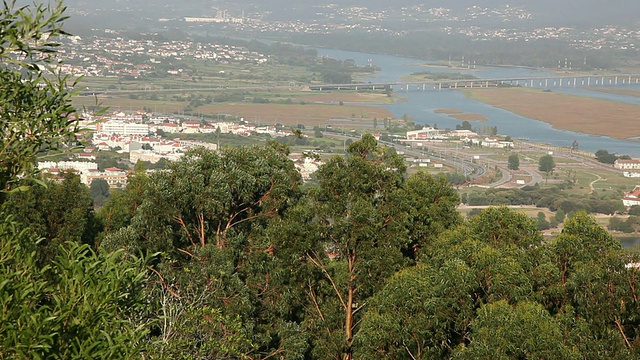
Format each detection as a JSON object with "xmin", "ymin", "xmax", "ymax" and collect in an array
[{"xmin": 615, "ymin": 159, "xmax": 640, "ymax": 170}]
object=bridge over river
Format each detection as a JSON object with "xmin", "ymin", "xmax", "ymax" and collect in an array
[
  {"xmin": 308, "ymin": 74, "xmax": 640, "ymax": 92},
  {"xmin": 81, "ymin": 74, "xmax": 640, "ymax": 96}
]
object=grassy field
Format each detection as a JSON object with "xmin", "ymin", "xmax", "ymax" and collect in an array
[
  {"xmin": 194, "ymin": 103, "xmax": 393, "ymax": 127},
  {"xmin": 462, "ymin": 87, "xmax": 640, "ymax": 140}
]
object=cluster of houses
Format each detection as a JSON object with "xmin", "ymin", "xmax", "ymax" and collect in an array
[
  {"xmin": 614, "ymin": 159, "xmax": 640, "ymax": 178},
  {"xmin": 55, "ymin": 34, "xmax": 269, "ymax": 78},
  {"xmin": 37, "ymin": 110, "xmax": 315, "ymax": 188},
  {"xmin": 405, "ymin": 127, "xmax": 514, "ymax": 149},
  {"xmin": 612, "ymin": 160, "xmax": 640, "ymax": 207},
  {"xmin": 80, "ymin": 111, "xmax": 295, "ymax": 138}
]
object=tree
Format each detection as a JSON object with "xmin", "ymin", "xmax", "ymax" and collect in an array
[
  {"xmin": 276, "ymin": 135, "xmax": 462, "ymax": 359},
  {"xmin": 456, "ymin": 120, "xmax": 472, "ymax": 130},
  {"xmin": 357, "ymin": 207, "xmax": 545, "ymax": 359},
  {"xmin": 0, "ymin": 216, "xmax": 153, "ymax": 358},
  {"xmin": 453, "ymin": 301, "xmax": 577, "ymax": 359},
  {"xmin": 539, "ymin": 154, "xmax": 556, "ymax": 183},
  {"xmin": 373, "ymin": 117, "xmax": 378, "ymax": 129},
  {"xmin": 508, "ymin": 153, "xmax": 520, "ymax": 170},
  {"xmin": 2, "ymin": 173, "xmax": 101, "ymax": 263},
  {"xmin": 89, "ymin": 178, "xmax": 111, "ymax": 206},
  {"xmin": 102, "ymin": 143, "xmax": 307, "ymax": 359},
  {"xmin": 536, "ymin": 211, "xmax": 550, "ymax": 230},
  {"xmin": 0, "ymin": 0, "xmax": 82, "ymax": 193},
  {"xmin": 595, "ymin": 149, "xmax": 618, "ymax": 164}
]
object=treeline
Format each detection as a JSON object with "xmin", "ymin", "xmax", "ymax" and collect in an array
[
  {"xmin": 5, "ymin": 3, "xmax": 640, "ymax": 359},
  {"xmin": 4, "ymin": 136, "xmax": 640, "ymax": 358},
  {"xmin": 287, "ymin": 31, "xmax": 633, "ymax": 70},
  {"xmin": 462, "ymin": 184, "xmax": 625, "ymax": 215}
]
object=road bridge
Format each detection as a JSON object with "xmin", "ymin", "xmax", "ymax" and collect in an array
[{"xmin": 80, "ymin": 74, "xmax": 640, "ymax": 96}]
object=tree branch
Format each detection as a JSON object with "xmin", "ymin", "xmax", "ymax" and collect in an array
[
  {"xmin": 148, "ymin": 266, "xmax": 181, "ymax": 299},
  {"xmin": 174, "ymin": 214, "xmax": 195, "ymax": 247},
  {"xmin": 308, "ymin": 252, "xmax": 347, "ymax": 310},
  {"xmin": 615, "ymin": 318, "xmax": 631, "ymax": 349}
]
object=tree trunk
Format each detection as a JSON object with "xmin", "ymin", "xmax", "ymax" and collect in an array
[{"xmin": 344, "ymin": 253, "xmax": 356, "ymax": 360}]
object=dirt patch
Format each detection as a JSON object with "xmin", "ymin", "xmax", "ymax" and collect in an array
[
  {"xmin": 195, "ymin": 103, "xmax": 394, "ymax": 127},
  {"xmin": 434, "ymin": 108, "xmax": 487, "ymax": 121},
  {"xmin": 434, "ymin": 109, "xmax": 463, "ymax": 114},
  {"xmin": 462, "ymin": 87, "xmax": 640, "ymax": 140},
  {"xmin": 449, "ymin": 113, "xmax": 488, "ymax": 121}
]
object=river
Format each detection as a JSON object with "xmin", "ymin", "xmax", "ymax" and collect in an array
[{"xmin": 314, "ymin": 48, "xmax": 640, "ymax": 156}]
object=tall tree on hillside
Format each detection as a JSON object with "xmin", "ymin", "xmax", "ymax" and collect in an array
[
  {"xmin": 356, "ymin": 207, "xmax": 545, "ymax": 358},
  {"xmin": 274, "ymin": 134, "xmax": 461, "ymax": 359},
  {"xmin": 101, "ymin": 143, "xmax": 308, "ymax": 358}
]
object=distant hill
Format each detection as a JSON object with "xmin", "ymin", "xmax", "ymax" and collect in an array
[{"xmin": 60, "ymin": 0, "xmax": 640, "ymax": 27}]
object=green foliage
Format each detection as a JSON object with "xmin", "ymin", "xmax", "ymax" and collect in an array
[
  {"xmin": 595, "ymin": 149, "xmax": 619, "ymax": 164},
  {"xmin": 275, "ymin": 135, "xmax": 462, "ymax": 359},
  {"xmin": 446, "ymin": 172, "xmax": 468, "ymax": 185},
  {"xmin": 149, "ymin": 306, "xmax": 254, "ymax": 359},
  {"xmin": 114, "ymin": 144, "xmax": 301, "ymax": 253},
  {"xmin": 629, "ymin": 205, "xmax": 640, "ymax": 216},
  {"xmin": 507, "ymin": 153, "xmax": 520, "ymax": 170},
  {"xmin": 453, "ymin": 301, "xmax": 578, "ymax": 359},
  {"xmin": 2, "ymin": 173, "xmax": 101, "ymax": 263},
  {"xmin": 536, "ymin": 211, "xmax": 551, "ymax": 230},
  {"xmin": 462, "ymin": 186, "xmax": 622, "ymax": 216},
  {"xmin": 456, "ymin": 120, "xmax": 473, "ymax": 131},
  {"xmin": 0, "ymin": 0, "xmax": 81, "ymax": 193},
  {"xmin": 538, "ymin": 154, "xmax": 556, "ymax": 174},
  {"xmin": 0, "ymin": 214, "xmax": 152, "ymax": 358}
]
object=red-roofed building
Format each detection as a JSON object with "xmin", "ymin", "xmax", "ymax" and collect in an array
[{"xmin": 623, "ymin": 186, "xmax": 640, "ymax": 207}]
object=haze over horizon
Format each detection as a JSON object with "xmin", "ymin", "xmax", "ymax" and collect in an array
[{"xmin": 61, "ymin": 0, "xmax": 640, "ymax": 28}]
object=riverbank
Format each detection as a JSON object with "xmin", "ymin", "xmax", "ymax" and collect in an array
[{"xmin": 461, "ymin": 87, "xmax": 640, "ymax": 141}]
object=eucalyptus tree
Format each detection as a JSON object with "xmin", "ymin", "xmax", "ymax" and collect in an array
[
  {"xmin": 272, "ymin": 134, "xmax": 461, "ymax": 359},
  {"xmin": 356, "ymin": 207, "xmax": 545, "ymax": 359},
  {"xmin": 1, "ymin": 172, "xmax": 101, "ymax": 263},
  {"xmin": 102, "ymin": 143, "xmax": 307, "ymax": 359}
]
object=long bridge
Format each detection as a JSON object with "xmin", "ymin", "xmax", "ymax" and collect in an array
[
  {"xmin": 80, "ymin": 74, "xmax": 640, "ymax": 96},
  {"xmin": 308, "ymin": 74, "xmax": 640, "ymax": 92}
]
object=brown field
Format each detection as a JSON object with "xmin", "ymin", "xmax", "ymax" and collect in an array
[
  {"xmin": 195, "ymin": 103, "xmax": 394, "ymax": 126},
  {"xmin": 462, "ymin": 88, "xmax": 640, "ymax": 140},
  {"xmin": 73, "ymin": 95, "xmax": 394, "ymax": 127},
  {"xmin": 299, "ymin": 92, "xmax": 393, "ymax": 104},
  {"xmin": 73, "ymin": 96, "xmax": 187, "ymax": 114},
  {"xmin": 434, "ymin": 108, "xmax": 463, "ymax": 114},
  {"xmin": 582, "ymin": 87, "xmax": 640, "ymax": 98},
  {"xmin": 449, "ymin": 113, "xmax": 488, "ymax": 121}
]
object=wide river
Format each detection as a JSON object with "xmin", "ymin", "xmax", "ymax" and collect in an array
[{"xmin": 314, "ymin": 48, "xmax": 640, "ymax": 156}]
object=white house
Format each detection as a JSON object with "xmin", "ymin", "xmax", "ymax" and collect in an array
[{"xmin": 623, "ymin": 186, "xmax": 640, "ymax": 207}]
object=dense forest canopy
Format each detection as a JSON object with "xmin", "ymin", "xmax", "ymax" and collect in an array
[{"xmin": 4, "ymin": 1, "xmax": 640, "ymax": 359}]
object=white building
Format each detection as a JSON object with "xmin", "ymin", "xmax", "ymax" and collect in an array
[
  {"xmin": 406, "ymin": 127, "xmax": 444, "ymax": 140},
  {"xmin": 615, "ymin": 159, "xmax": 640, "ymax": 170},
  {"xmin": 623, "ymin": 187, "xmax": 640, "ymax": 207},
  {"xmin": 99, "ymin": 120, "xmax": 149, "ymax": 136}
]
